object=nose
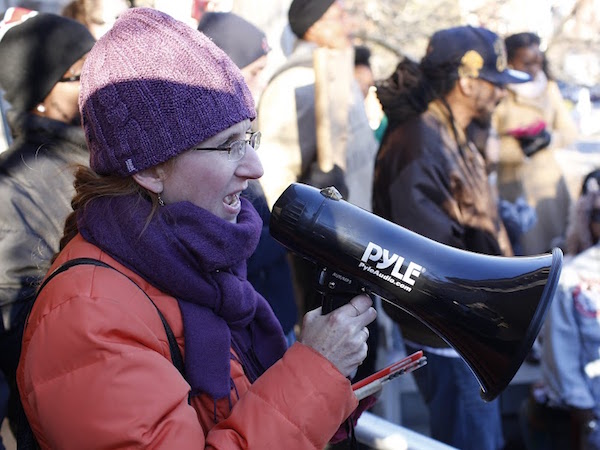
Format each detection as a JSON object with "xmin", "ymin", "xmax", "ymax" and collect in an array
[{"xmin": 237, "ymin": 144, "xmax": 264, "ymax": 180}]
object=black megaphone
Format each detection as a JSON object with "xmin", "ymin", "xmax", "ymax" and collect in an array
[{"xmin": 269, "ymin": 183, "xmax": 562, "ymax": 401}]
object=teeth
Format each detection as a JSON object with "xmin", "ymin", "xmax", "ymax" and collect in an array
[{"xmin": 225, "ymin": 193, "xmax": 240, "ymax": 206}]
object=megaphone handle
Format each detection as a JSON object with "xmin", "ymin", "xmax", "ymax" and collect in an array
[
  {"xmin": 322, "ymin": 293, "xmax": 355, "ymax": 314},
  {"xmin": 317, "ymin": 266, "xmax": 366, "ymax": 314}
]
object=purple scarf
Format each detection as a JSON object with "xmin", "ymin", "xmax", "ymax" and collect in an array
[{"xmin": 78, "ymin": 195, "xmax": 287, "ymax": 399}]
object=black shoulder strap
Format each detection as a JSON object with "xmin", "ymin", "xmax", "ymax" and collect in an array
[
  {"xmin": 35, "ymin": 257, "xmax": 186, "ymax": 375},
  {"xmin": 17, "ymin": 257, "xmax": 189, "ymax": 449}
]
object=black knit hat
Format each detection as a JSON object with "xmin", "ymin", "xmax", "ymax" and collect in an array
[
  {"xmin": 288, "ymin": 0, "xmax": 335, "ymax": 39},
  {"xmin": 0, "ymin": 10, "xmax": 96, "ymax": 112},
  {"xmin": 198, "ymin": 12, "xmax": 269, "ymax": 69}
]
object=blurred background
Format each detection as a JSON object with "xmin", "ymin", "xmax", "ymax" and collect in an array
[
  {"xmin": 2, "ymin": 0, "xmax": 599, "ymax": 91},
  {"xmin": 2, "ymin": 0, "xmax": 599, "ymax": 135},
  {"xmin": 1, "ymin": 1, "xmax": 599, "ymax": 449},
  {"xmin": 2, "ymin": 0, "xmax": 599, "ymax": 203}
]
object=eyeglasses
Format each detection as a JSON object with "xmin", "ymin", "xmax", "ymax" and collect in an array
[
  {"xmin": 191, "ymin": 131, "xmax": 261, "ymax": 162},
  {"xmin": 59, "ymin": 74, "xmax": 81, "ymax": 83}
]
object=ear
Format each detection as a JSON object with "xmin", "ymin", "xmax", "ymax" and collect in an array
[
  {"xmin": 303, "ymin": 18, "xmax": 324, "ymax": 43},
  {"xmin": 303, "ymin": 25, "xmax": 316, "ymax": 43},
  {"xmin": 458, "ymin": 76, "xmax": 476, "ymax": 97},
  {"xmin": 132, "ymin": 166, "xmax": 167, "ymax": 194}
]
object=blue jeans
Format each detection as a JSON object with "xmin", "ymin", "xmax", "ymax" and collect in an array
[{"xmin": 406, "ymin": 343, "xmax": 504, "ymax": 450}]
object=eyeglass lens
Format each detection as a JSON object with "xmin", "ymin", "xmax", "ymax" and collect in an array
[
  {"xmin": 230, "ymin": 132, "xmax": 260, "ymax": 160},
  {"xmin": 249, "ymin": 131, "xmax": 261, "ymax": 149}
]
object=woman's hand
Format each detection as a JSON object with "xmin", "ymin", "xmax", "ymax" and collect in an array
[{"xmin": 299, "ymin": 294, "xmax": 376, "ymax": 377}]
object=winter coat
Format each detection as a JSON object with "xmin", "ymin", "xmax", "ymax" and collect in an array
[
  {"xmin": 17, "ymin": 234, "xmax": 356, "ymax": 449},
  {"xmin": 541, "ymin": 243, "xmax": 600, "ymax": 446},
  {"xmin": 373, "ymin": 100, "xmax": 512, "ymax": 347},
  {"xmin": 0, "ymin": 111, "xmax": 88, "ymax": 329},
  {"xmin": 492, "ymin": 79, "xmax": 576, "ymax": 255},
  {"xmin": 257, "ymin": 40, "xmax": 378, "ymax": 211}
]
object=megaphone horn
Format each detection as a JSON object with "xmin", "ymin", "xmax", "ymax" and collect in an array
[{"xmin": 269, "ymin": 183, "xmax": 562, "ymax": 401}]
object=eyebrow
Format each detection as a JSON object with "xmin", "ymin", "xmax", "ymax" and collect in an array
[{"xmin": 215, "ymin": 129, "xmax": 252, "ymax": 147}]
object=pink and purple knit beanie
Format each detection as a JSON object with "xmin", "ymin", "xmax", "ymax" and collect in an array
[{"xmin": 79, "ymin": 7, "xmax": 256, "ymax": 176}]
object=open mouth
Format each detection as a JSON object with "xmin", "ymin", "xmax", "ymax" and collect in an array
[{"xmin": 224, "ymin": 192, "xmax": 241, "ymax": 208}]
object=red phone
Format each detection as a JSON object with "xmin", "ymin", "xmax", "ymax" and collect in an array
[{"xmin": 352, "ymin": 350, "xmax": 427, "ymax": 400}]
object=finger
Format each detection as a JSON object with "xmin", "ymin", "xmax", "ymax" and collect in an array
[
  {"xmin": 341, "ymin": 298, "xmax": 366, "ymax": 317},
  {"xmin": 348, "ymin": 294, "xmax": 373, "ymax": 314},
  {"xmin": 361, "ymin": 326, "xmax": 369, "ymax": 341},
  {"xmin": 335, "ymin": 295, "xmax": 373, "ymax": 319},
  {"xmin": 356, "ymin": 306, "xmax": 377, "ymax": 328}
]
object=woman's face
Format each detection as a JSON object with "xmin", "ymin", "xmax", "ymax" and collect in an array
[
  {"xmin": 308, "ymin": 1, "xmax": 351, "ymax": 49},
  {"xmin": 509, "ymin": 44, "xmax": 543, "ymax": 79},
  {"xmin": 160, "ymin": 119, "xmax": 264, "ymax": 223},
  {"xmin": 86, "ymin": 0, "xmax": 129, "ymax": 39},
  {"xmin": 37, "ymin": 55, "xmax": 87, "ymax": 125}
]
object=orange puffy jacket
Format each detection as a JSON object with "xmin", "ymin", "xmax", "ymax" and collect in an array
[{"xmin": 17, "ymin": 234, "xmax": 357, "ymax": 449}]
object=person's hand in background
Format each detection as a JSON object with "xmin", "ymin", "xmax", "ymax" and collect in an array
[{"xmin": 506, "ymin": 119, "xmax": 551, "ymax": 157}]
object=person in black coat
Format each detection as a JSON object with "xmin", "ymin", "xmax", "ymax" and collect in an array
[
  {"xmin": 0, "ymin": 10, "xmax": 95, "ymax": 444},
  {"xmin": 373, "ymin": 26, "xmax": 529, "ymax": 450}
]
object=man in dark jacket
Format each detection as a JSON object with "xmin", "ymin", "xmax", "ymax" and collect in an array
[
  {"xmin": 0, "ymin": 9, "xmax": 95, "ymax": 444},
  {"xmin": 373, "ymin": 26, "xmax": 530, "ymax": 450}
]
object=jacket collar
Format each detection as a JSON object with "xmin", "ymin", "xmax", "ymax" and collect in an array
[
  {"xmin": 6, "ymin": 110, "xmax": 87, "ymax": 149},
  {"xmin": 427, "ymin": 99, "xmax": 469, "ymax": 148}
]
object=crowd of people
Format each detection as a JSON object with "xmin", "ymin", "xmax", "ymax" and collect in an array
[{"xmin": 0, "ymin": 0, "xmax": 596, "ymax": 449}]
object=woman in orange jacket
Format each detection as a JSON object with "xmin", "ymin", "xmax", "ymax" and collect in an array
[{"xmin": 17, "ymin": 7, "xmax": 376, "ymax": 449}]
